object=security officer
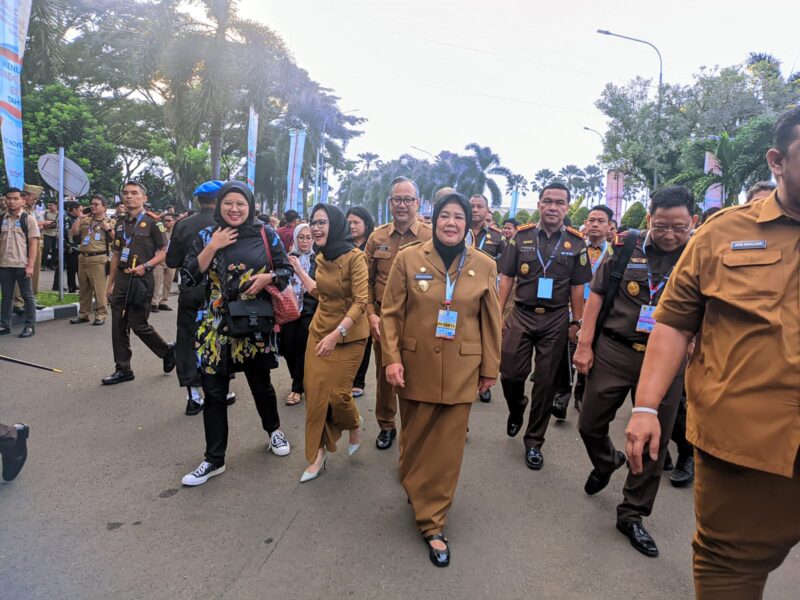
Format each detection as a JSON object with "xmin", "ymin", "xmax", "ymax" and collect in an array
[
  {"xmin": 165, "ymin": 180, "xmax": 223, "ymax": 414},
  {"xmin": 102, "ymin": 181, "xmax": 175, "ymax": 385},
  {"xmin": 498, "ymin": 182, "xmax": 591, "ymax": 470},
  {"xmin": 69, "ymin": 195, "xmax": 113, "ymax": 325},
  {"xmin": 467, "ymin": 194, "xmax": 503, "ymax": 260},
  {"xmin": 625, "ymin": 108, "xmax": 800, "ymax": 597},
  {"xmin": 573, "ymin": 186, "xmax": 697, "ymax": 557},
  {"xmin": 365, "ymin": 176, "xmax": 432, "ymax": 450}
]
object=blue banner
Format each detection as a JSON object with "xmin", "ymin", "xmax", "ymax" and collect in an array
[
  {"xmin": 246, "ymin": 106, "xmax": 258, "ymax": 191},
  {"xmin": 286, "ymin": 129, "xmax": 306, "ymax": 214},
  {"xmin": 509, "ymin": 189, "xmax": 519, "ymax": 218},
  {"xmin": 0, "ymin": 0, "xmax": 32, "ymax": 188}
]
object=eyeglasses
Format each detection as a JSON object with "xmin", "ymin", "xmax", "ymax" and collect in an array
[
  {"xmin": 309, "ymin": 219, "xmax": 328, "ymax": 228},
  {"xmin": 651, "ymin": 224, "xmax": 692, "ymax": 233},
  {"xmin": 388, "ymin": 196, "xmax": 417, "ymax": 206}
]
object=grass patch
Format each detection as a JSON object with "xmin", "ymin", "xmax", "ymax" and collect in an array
[{"xmin": 36, "ymin": 291, "xmax": 79, "ymax": 307}]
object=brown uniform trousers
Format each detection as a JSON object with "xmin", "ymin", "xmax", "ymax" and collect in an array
[
  {"xmin": 500, "ymin": 304, "xmax": 570, "ymax": 449},
  {"xmin": 78, "ymin": 254, "xmax": 109, "ymax": 320},
  {"xmin": 578, "ymin": 333, "xmax": 683, "ymax": 523},
  {"xmin": 152, "ymin": 265, "xmax": 174, "ymax": 305},
  {"xmin": 372, "ymin": 303, "xmax": 397, "ymax": 429}
]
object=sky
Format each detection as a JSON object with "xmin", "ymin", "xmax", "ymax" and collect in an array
[{"xmin": 239, "ymin": 0, "xmax": 799, "ymax": 208}]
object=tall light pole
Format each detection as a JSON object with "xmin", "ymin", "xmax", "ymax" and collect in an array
[
  {"xmin": 410, "ymin": 145, "xmax": 436, "ymax": 161},
  {"xmin": 597, "ymin": 29, "xmax": 663, "ymax": 190},
  {"xmin": 314, "ymin": 109, "xmax": 360, "ymax": 203},
  {"xmin": 583, "ymin": 127, "xmax": 605, "ymax": 207}
]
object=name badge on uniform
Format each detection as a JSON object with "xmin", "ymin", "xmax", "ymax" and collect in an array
[
  {"xmin": 435, "ymin": 309, "xmax": 457, "ymax": 339},
  {"xmin": 82, "ymin": 236, "xmax": 91, "ymax": 246},
  {"xmin": 95, "ymin": 232, "xmax": 102, "ymax": 241},
  {"xmin": 120, "ymin": 246, "xmax": 131, "ymax": 263},
  {"xmin": 537, "ymin": 277, "xmax": 553, "ymax": 300},
  {"xmin": 636, "ymin": 305, "xmax": 656, "ymax": 333},
  {"xmin": 731, "ymin": 240, "xmax": 767, "ymax": 250},
  {"xmin": 415, "ymin": 274, "xmax": 433, "ymax": 280}
]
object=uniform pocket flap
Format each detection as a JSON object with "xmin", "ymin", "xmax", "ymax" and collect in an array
[
  {"xmin": 460, "ymin": 342, "xmax": 482, "ymax": 355},
  {"xmin": 402, "ymin": 336, "xmax": 417, "ymax": 351},
  {"xmin": 374, "ymin": 249, "xmax": 393, "ymax": 259},
  {"xmin": 722, "ymin": 250, "xmax": 781, "ymax": 268}
]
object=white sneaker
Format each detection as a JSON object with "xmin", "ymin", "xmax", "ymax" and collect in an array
[
  {"xmin": 268, "ymin": 430, "xmax": 290, "ymax": 457},
  {"xmin": 181, "ymin": 461, "xmax": 225, "ymax": 486}
]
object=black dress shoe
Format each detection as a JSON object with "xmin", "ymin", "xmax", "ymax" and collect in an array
[
  {"xmin": 617, "ymin": 520, "xmax": 659, "ymax": 557},
  {"xmin": 574, "ymin": 397, "xmax": 583, "ymax": 413},
  {"xmin": 506, "ymin": 415, "xmax": 522, "ymax": 437},
  {"xmin": 70, "ymin": 317, "xmax": 90, "ymax": 324},
  {"xmin": 162, "ymin": 343, "xmax": 176, "ymax": 373},
  {"xmin": 663, "ymin": 450, "xmax": 674, "ymax": 471},
  {"xmin": 552, "ymin": 391, "xmax": 570, "ymax": 420},
  {"xmin": 18, "ymin": 326, "xmax": 34, "ymax": 338},
  {"xmin": 92, "ymin": 319, "xmax": 105, "ymax": 326},
  {"xmin": 376, "ymin": 428, "xmax": 396, "ymax": 450},
  {"xmin": 525, "ymin": 447, "xmax": 544, "ymax": 470},
  {"xmin": 1, "ymin": 424, "xmax": 29, "ymax": 482},
  {"xmin": 669, "ymin": 455, "xmax": 694, "ymax": 488},
  {"xmin": 150, "ymin": 304, "xmax": 159, "ymax": 312},
  {"xmin": 101, "ymin": 370, "xmax": 135, "ymax": 385},
  {"xmin": 0, "ymin": 326, "xmax": 10, "ymax": 335},
  {"xmin": 584, "ymin": 450, "xmax": 626, "ymax": 495},
  {"xmin": 478, "ymin": 389, "xmax": 491, "ymax": 403},
  {"xmin": 185, "ymin": 399, "xmax": 204, "ymax": 416},
  {"xmin": 225, "ymin": 392, "xmax": 236, "ymax": 406},
  {"xmin": 157, "ymin": 303, "xmax": 172, "ymax": 311},
  {"xmin": 423, "ymin": 533, "xmax": 450, "ymax": 567}
]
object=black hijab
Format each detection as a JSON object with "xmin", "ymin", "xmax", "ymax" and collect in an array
[
  {"xmin": 214, "ymin": 180, "xmax": 262, "ymax": 238},
  {"xmin": 311, "ymin": 203, "xmax": 355, "ymax": 261},
  {"xmin": 432, "ymin": 192, "xmax": 472, "ymax": 269},
  {"xmin": 346, "ymin": 206, "xmax": 375, "ymax": 249}
]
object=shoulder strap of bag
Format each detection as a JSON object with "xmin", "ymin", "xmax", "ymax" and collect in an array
[
  {"xmin": 259, "ymin": 225, "xmax": 274, "ymax": 271},
  {"xmin": 19, "ymin": 211, "xmax": 29, "ymax": 254},
  {"xmin": 592, "ymin": 229, "xmax": 640, "ymax": 347}
]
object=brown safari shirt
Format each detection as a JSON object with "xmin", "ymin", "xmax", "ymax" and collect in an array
[
  {"xmin": 655, "ymin": 192, "xmax": 800, "ymax": 477},
  {"xmin": 112, "ymin": 211, "xmax": 168, "ymax": 270}
]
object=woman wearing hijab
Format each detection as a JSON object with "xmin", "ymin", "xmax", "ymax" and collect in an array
[
  {"xmin": 281, "ymin": 223, "xmax": 317, "ymax": 405},
  {"xmin": 346, "ymin": 206, "xmax": 375, "ymax": 398},
  {"xmin": 179, "ymin": 181, "xmax": 294, "ymax": 486},
  {"xmin": 380, "ymin": 192, "xmax": 502, "ymax": 567},
  {"xmin": 299, "ymin": 203, "xmax": 369, "ymax": 483}
]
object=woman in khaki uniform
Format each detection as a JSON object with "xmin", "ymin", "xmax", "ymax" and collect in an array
[
  {"xmin": 294, "ymin": 204, "xmax": 369, "ymax": 483},
  {"xmin": 380, "ymin": 192, "xmax": 502, "ymax": 567}
]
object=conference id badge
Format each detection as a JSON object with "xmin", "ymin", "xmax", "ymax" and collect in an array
[
  {"xmin": 95, "ymin": 231, "xmax": 102, "ymax": 241},
  {"xmin": 435, "ymin": 309, "xmax": 457, "ymax": 339},
  {"xmin": 537, "ymin": 277, "xmax": 554, "ymax": 300},
  {"xmin": 82, "ymin": 236, "xmax": 91, "ymax": 246},
  {"xmin": 120, "ymin": 246, "xmax": 131, "ymax": 263},
  {"xmin": 636, "ymin": 304, "xmax": 657, "ymax": 333}
]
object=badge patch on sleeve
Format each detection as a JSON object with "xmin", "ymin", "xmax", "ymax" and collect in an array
[
  {"xmin": 157, "ymin": 222, "xmax": 166, "ymax": 232},
  {"xmin": 730, "ymin": 240, "xmax": 766, "ymax": 250}
]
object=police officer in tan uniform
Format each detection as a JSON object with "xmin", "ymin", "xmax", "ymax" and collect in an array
[
  {"xmin": 626, "ymin": 107, "xmax": 800, "ymax": 598},
  {"xmin": 102, "ymin": 181, "xmax": 175, "ymax": 385},
  {"xmin": 70, "ymin": 195, "xmax": 113, "ymax": 325},
  {"xmin": 497, "ymin": 182, "xmax": 591, "ymax": 470},
  {"xmin": 365, "ymin": 176, "xmax": 432, "ymax": 450}
]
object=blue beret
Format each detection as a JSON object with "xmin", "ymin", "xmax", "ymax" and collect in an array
[{"xmin": 193, "ymin": 180, "xmax": 225, "ymax": 198}]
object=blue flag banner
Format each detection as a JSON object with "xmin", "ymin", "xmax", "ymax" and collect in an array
[
  {"xmin": 0, "ymin": 0, "xmax": 32, "ymax": 188},
  {"xmin": 509, "ymin": 189, "xmax": 519, "ymax": 217},
  {"xmin": 321, "ymin": 181, "xmax": 329, "ymax": 204},
  {"xmin": 286, "ymin": 129, "xmax": 306, "ymax": 214},
  {"xmin": 246, "ymin": 106, "xmax": 258, "ymax": 191}
]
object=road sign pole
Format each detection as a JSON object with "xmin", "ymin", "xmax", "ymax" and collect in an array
[{"xmin": 58, "ymin": 147, "xmax": 65, "ymax": 302}]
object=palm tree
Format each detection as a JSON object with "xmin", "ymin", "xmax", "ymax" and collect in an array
[
  {"xmin": 558, "ymin": 164, "xmax": 586, "ymax": 198},
  {"xmin": 456, "ymin": 143, "xmax": 507, "ymax": 207},
  {"xmin": 583, "ymin": 164, "xmax": 605, "ymax": 203},
  {"xmin": 532, "ymin": 168, "xmax": 557, "ymax": 192},
  {"xmin": 358, "ymin": 152, "xmax": 379, "ymax": 172}
]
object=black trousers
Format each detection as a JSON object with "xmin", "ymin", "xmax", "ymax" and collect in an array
[
  {"xmin": 353, "ymin": 335, "xmax": 372, "ymax": 389},
  {"xmin": 42, "ymin": 235, "xmax": 58, "ymax": 268},
  {"xmin": 52, "ymin": 250, "xmax": 79, "ymax": 292},
  {"xmin": 110, "ymin": 274, "xmax": 170, "ymax": 371},
  {"xmin": 279, "ymin": 314, "xmax": 312, "ymax": 394},
  {"xmin": 671, "ymin": 390, "xmax": 693, "ymax": 460},
  {"xmin": 175, "ymin": 285, "xmax": 204, "ymax": 388},
  {"xmin": 201, "ymin": 352, "xmax": 281, "ymax": 466}
]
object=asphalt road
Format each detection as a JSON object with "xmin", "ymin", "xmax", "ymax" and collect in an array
[{"xmin": 1, "ymin": 289, "xmax": 797, "ymax": 599}]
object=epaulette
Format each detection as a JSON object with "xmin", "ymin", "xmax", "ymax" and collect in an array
[
  {"xmin": 565, "ymin": 225, "xmax": 583, "ymax": 238},
  {"xmin": 517, "ymin": 222, "xmax": 536, "ymax": 231},
  {"xmin": 145, "ymin": 211, "xmax": 160, "ymax": 219},
  {"xmin": 489, "ymin": 224, "xmax": 502, "ymax": 233},
  {"xmin": 399, "ymin": 240, "xmax": 424, "ymax": 251}
]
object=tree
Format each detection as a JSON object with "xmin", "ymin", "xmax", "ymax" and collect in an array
[
  {"xmin": 357, "ymin": 152, "xmax": 379, "ymax": 172},
  {"xmin": 532, "ymin": 168, "xmax": 557, "ymax": 192},
  {"xmin": 621, "ymin": 201, "xmax": 647, "ymax": 229},
  {"xmin": 583, "ymin": 164, "xmax": 604, "ymax": 202},
  {"xmin": 515, "ymin": 209, "xmax": 530, "ymax": 224},
  {"xmin": 457, "ymin": 143, "xmax": 506, "ymax": 207}
]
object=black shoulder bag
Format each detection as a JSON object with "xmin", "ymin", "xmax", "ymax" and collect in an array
[
  {"xmin": 592, "ymin": 229, "xmax": 640, "ymax": 347},
  {"xmin": 223, "ymin": 230, "xmax": 275, "ymax": 338}
]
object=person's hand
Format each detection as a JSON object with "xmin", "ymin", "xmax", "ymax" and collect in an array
[
  {"xmin": 126, "ymin": 264, "xmax": 146, "ymax": 277},
  {"xmin": 368, "ymin": 314, "xmax": 381, "ymax": 341},
  {"xmin": 241, "ymin": 273, "xmax": 273, "ymax": 296},
  {"xmin": 269, "ymin": 216, "xmax": 279, "ymax": 228},
  {"xmin": 573, "ymin": 343, "xmax": 594, "ymax": 375},
  {"xmin": 24, "ymin": 264, "xmax": 34, "ymax": 278},
  {"xmin": 314, "ymin": 331, "xmax": 339, "ymax": 357},
  {"xmin": 287, "ymin": 254, "xmax": 302, "ymax": 272},
  {"xmin": 107, "ymin": 282, "xmax": 114, "ymax": 299},
  {"xmin": 686, "ymin": 338, "xmax": 696, "ymax": 362},
  {"xmin": 210, "ymin": 227, "xmax": 238, "ymax": 251},
  {"xmin": 385, "ymin": 363, "xmax": 404, "ymax": 388},
  {"xmin": 568, "ymin": 323, "xmax": 580, "ymax": 344},
  {"xmin": 625, "ymin": 413, "xmax": 661, "ymax": 475},
  {"xmin": 478, "ymin": 377, "xmax": 496, "ymax": 393},
  {"xmin": 100, "ymin": 221, "xmax": 112, "ymax": 232}
]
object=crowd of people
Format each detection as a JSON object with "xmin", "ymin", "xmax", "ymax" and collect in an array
[{"xmin": 2, "ymin": 106, "xmax": 798, "ymax": 597}]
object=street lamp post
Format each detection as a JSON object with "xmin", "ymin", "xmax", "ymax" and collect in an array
[
  {"xmin": 597, "ymin": 29, "xmax": 663, "ymax": 190},
  {"xmin": 314, "ymin": 109, "xmax": 360, "ymax": 204}
]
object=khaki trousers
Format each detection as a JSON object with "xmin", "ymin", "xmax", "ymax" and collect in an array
[
  {"xmin": 78, "ymin": 254, "xmax": 108, "ymax": 319},
  {"xmin": 152, "ymin": 265, "xmax": 174, "ymax": 305},
  {"xmin": 373, "ymin": 336, "xmax": 398, "ymax": 430},
  {"xmin": 693, "ymin": 450, "xmax": 800, "ymax": 600}
]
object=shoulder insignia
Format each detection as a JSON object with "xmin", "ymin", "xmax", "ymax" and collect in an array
[
  {"xmin": 145, "ymin": 211, "xmax": 160, "ymax": 219},
  {"xmin": 399, "ymin": 240, "xmax": 423, "ymax": 251},
  {"xmin": 489, "ymin": 224, "xmax": 502, "ymax": 233},
  {"xmin": 565, "ymin": 225, "xmax": 583, "ymax": 238},
  {"xmin": 517, "ymin": 223, "xmax": 536, "ymax": 231},
  {"xmin": 157, "ymin": 222, "xmax": 166, "ymax": 233}
]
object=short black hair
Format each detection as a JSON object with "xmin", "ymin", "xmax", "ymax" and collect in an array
[
  {"xmin": 648, "ymin": 185, "xmax": 694, "ymax": 215},
  {"xmin": 91, "ymin": 194, "xmax": 108, "ymax": 206},
  {"xmin": 610, "ymin": 219, "xmax": 618, "ymax": 227},
  {"xmin": 588, "ymin": 204, "xmax": 613, "ymax": 221},
  {"xmin": 65, "ymin": 201, "xmax": 81, "ymax": 211},
  {"xmin": 503, "ymin": 218, "xmax": 519, "ymax": 227},
  {"xmin": 773, "ymin": 106, "xmax": 800, "ymax": 155},
  {"xmin": 284, "ymin": 209, "xmax": 299, "ymax": 223},
  {"xmin": 700, "ymin": 207, "xmax": 721, "ymax": 225},
  {"xmin": 469, "ymin": 194, "xmax": 489, "ymax": 208},
  {"xmin": 5, "ymin": 187, "xmax": 22, "ymax": 195},
  {"xmin": 539, "ymin": 182, "xmax": 571, "ymax": 203},
  {"xmin": 121, "ymin": 180, "xmax": 147, "ymax": 194},
  {"xmin": 745, "ymin": 180, "xmax": 776, "ymax": 202}
]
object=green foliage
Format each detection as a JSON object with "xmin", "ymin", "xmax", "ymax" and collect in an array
[
  {"xmin": 492, "ymin": 210, "xmax": 503, "ymax": 225},
  {"xmin": 531, "ymin": 209, "xmax": 540, "ymax": 223},
  {"xmin": 572, "ymin": 206, "xmax": 589, "ymax": 226},
  {"xmin": 621, "ymin": 202, "xmax": 647, "ymax": 229},
  {"xmin": 514, "ymin": 209, "xmax": 530, "ymax": 225}
]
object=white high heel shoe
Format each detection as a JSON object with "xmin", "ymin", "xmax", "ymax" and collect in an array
[
  {"xmin": 300, "ymin": 450, "xmax": 328, "ymax": 483},
  {"xmin": 348, "ymin": 415, "xmax": 365, "ymax": 457}
]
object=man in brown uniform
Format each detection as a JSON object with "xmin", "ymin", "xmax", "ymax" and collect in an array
[
  {"xmin": 573, "ymin": 186, "xmax": 697, "ymax": 557},
  {"xmin": 365, "ymin": 176, "xmax": 432, "ymax": 449},
  {"xmin": 70, "ymin": 195, "xmax": 113, "ymax": 325},
  {"xmin": 626, "ymin": 108, "xmax": 800, "ymax": 598},
  {"xmin": 498, "ymin": 182, "xmax": 591, "ymax": 469},
  {"xmin": 467, "ymin": 194, "xmax": 503, "ymax": 260},
  {"xmin": 102, "ymin": 181, "xmax": 175, "ymax": 385}
]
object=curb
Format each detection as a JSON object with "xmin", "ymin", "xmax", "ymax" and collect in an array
[{"xmin": 11, "ymin": 302, "xmax": 79, "ymax": 326}]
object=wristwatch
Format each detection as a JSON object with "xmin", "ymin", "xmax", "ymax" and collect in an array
[
  {"xmin": 570, "ymin": 319, "xmax": 582, "ymax": 327},
  {"xmin": 144, "ymin": 263, "xmax": 154, "ymax": 273},
  {"xmin": 337, "ymin": 325, "xmax": 347, "ymax": 338}
]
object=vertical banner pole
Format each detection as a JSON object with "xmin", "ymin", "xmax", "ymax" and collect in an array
[{"xmin": 57, "ymin": 147, "xmax": 65, "ymax": 302}]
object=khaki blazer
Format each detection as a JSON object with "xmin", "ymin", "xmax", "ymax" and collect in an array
[
  {"xmin": 309, "ymin": 247, "xmax": 370, "ymax": 342},
  {"xmin": 380, "ymin": 240, "xmax": 502, "ymax": 405}
]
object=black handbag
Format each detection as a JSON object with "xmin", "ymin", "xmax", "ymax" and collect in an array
[{"xmin": 225, "ymin": 297, "xmax": 275, "ymax": 337}]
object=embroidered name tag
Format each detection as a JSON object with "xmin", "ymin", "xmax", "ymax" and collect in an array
[
  {"xmin": 731, "ymin": 240, "xmax": 767, "ymax": 250},
  {"xmin": 415, "ymin": 274, "xmax": 433, "ymax": 280},
  {"xmin": 625, "ymin": 263, "xmax": 648, "ymax": 270},
  {"xmin": 630, "ymin": 257, "xmax": 647, "ymax": 263},
  {"xmin": 560, "ymin": 251, "xmax": 573, "ymax": 255},
  {"xmin": 519, "ymin": 247, "xmax": 535, "ymax": 253}
]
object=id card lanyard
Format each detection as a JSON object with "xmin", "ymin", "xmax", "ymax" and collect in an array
[
  {"xmin": 535, "ymin": 227, "xmax": 565, "ymax": 276},
  {"xmin": 121, "ymin": 211, "xmax": 145, "ymax": 247},
  {"xmin": 477, "ymin": 230, "xmax": 487, "ymax": 250},
  {"xmin": 642, "ymin": 232, "xmax": 671, "ymax": 305},
  {"xmin": 444, "ymin": 249, "xmax": 468, "ymax": 312},
  {"xmin": 436, "ymin": 249, "xmax": 467, "ymax": 340},
  {"xmin": 584, "ymin": 241, "xmax": 608, "ymax": 300}
]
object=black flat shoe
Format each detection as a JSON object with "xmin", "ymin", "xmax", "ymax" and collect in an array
[
  {"xmin": 18, "ymin": 326, "xmax": 34, "ymax": 338},
  {"xmin": 552, "ymin": 391, "xmax": 570, "ymax": 421},
  {"xmin": 162, "ymin": 343, "xmax": 176, "ymax": 373},
  {"xmin": 616, "ymin": 520, "xmax": 659, "ymax": 557},
  {"xmin": 506, "ymin": 415, "xmax": 522, "ymax": 437},
  {"xmin": 150, "ymin": 304, "xmax": 159, "ymax": 312},
  {"xmin": 185, "ymin": 399, "xmax": 204, "ymax": 416},
  {"xmin": 69, "ymin": 317, "xmax": 90, "ymax": 324},
  {"xmin": 157, "ymin": 303, "xmax": 172, "ymax": 311},
  {"xmin": 574, "ymin": 397, "xmax": 583, "ymax": 413},
  {"xmin": 423, "ymin": 533, "xmax": 450, "ymax": 567},
  {"xmin": 478, "ymin": 389, "xmax": 491, "ymax": 403},
  {"xmin": 584, "ymin": 450, "xmax": 626, "ymax": 495},
  {"xmin": 225, "ymin": 392, "xmax": 236, "ymax": 406},
  {"xmin": 101, "ymin": 370, "xmax": 135, "ymax": 385},
  {"xmin": 525, "ymin": 447, "xmax": 544, "ymax": 470},
  {"xmin": 376, "ymin": 428, "xmax": 396, "ymax": 450},
  {"xmin": 2, "ymin": 423, "xmax": 29, "ymax": 482},
  {"xmin": 669, "ymin": 455, "xmax": 694, "ymax": 488}
]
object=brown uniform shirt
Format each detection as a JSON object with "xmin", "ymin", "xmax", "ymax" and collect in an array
[
  {"xmin": 498, "ymin": 224, "xmax": 591, "ymax": 308},
  {"xmin": 308, "ymin": 248, "xmax": 369, "ymax": 342},
  {"xmin": 77, "ymin": 216, "xmax": 113, "ymax": 254},
  {"xmin": 591, "ymin": 232, "xmax": 684, "ymax": 345},
  {"xmin": 655, "ymin": 192, "xmax": 800, "ymax": 478},
  {"xmin": 0, "ymin": 212, "xmax": 40, "ymax": 268},
  {"xmin": 112, "ymin": 211, "xmax": 168, "ymax": 270},
  {"xmin": 470, "ymin": 225, "xmax": 503, "ymax": 260},
  {"xmin": 380, "ymin": 240, "xmax": 502, "ymax": 405},
  {"xmin": 365, "ymin": 219, "xmax": 432, "ymax": 315}
]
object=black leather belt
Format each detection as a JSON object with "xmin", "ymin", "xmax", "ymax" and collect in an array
[
  {"xmin": 515, "ymin": 302, "xmax": 564, "ymax": 314},
  {"xmin": 80, "ymin": 251, "xmax": 107, "ymax": 257},
  {"xmin": 602, "ymin": 328, "xmax": 647, "ymax": 352}
]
